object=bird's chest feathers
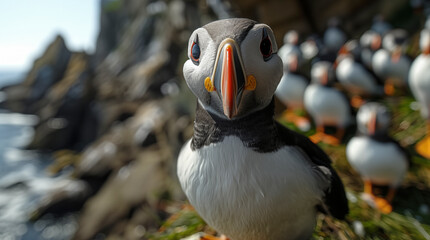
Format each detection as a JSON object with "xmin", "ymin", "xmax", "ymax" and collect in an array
[{"xmin": 178, "ymin": 136, "xmax": 322, "ymax": 235}]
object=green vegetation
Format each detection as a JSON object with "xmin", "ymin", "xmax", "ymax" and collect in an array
[{"xmin": 103, "ymin": 0, "xmax": 122, "ymax": 12}]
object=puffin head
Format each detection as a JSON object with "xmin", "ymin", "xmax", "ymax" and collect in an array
[
  {"xmin": 283, "ymin": 30, "xmax": 299, "ymax": 45},
  {"xmin": 335, "ymin": 40, "xmax": 360, "ymax": 66},
  {"xmin": 183, "ymin": 18, "xmax": 283, "ymax": 120},
  {"xmin": 382, "ymin": 29, "xmax": 408, "ymax": 62},
  {"xmin": 419, "ymin": 29, "xmax": 430, "ymax": 55},
  {"xmin": 357, "ymin": 102, "xmax": 391, "ymax": 136},
  {"xmin": 311, "ymin": 61, "xmax": 335, "ymax": 86},
  {"xmin": 360, "ymin": 30, "xmax": 382, "ymax": 51}
]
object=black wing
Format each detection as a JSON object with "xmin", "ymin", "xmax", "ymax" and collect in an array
[
  {"xmin": 371, "ymin": 134, "xmax": 412, "ymax": 166},
  {"xmin": 275, "ymin": 121, "xmax": 349, "ymax": 219}
]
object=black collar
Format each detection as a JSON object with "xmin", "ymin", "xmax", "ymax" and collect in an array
[{"xmin": 191, "ymin": 99, "xmax": 281, "ymax": 152}]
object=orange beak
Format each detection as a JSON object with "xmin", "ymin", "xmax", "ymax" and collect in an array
[
  {"xmin": 212, "ymin": 39, "xmax": 246, "ymax": 119},
  {"xmin": 368, "ymin": 112, "xmax": 377, "ymax": 135},
  {"xmin": 391, "ymin": 48, "xmax": 402, "ymax": 63},
  {"xmin": 424, "ymin": 45, "xmax": 430, "ymax": 55},
  {"xmin": 289, "ymin": 55, "xmax": 298, "ymax": 72},
  {"xmin": 321, "ymin": 69, "xmax": 329, "ymax": 86},
  {"xmin": 371, "ymin": 35, "xmax": 382, "ymax": 51}
]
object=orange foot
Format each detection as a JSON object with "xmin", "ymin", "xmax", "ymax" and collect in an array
[
  {"xmin": 282, "ymin": 111, "xmax": 311, "ymax": 131},
  {"xmin": 374, "ymin": 197, "xmax": 393, "ymax": 214},
  {"xmin": 309, "ymin": 132, "xmax": 323, "ymax": 144},
  {"xmin": 201, "ymin": 235, "xmax": 229, "ymax": 240},
  {"xmin": 416, "ymin": 136, "xmax": 430, "ymax": 159},
  {"xmin": 309, "ymin": 132, "xmax": 341, "ymax": 146},
  {"xmin": 384, "ymin": 82, "xmax": 395, "ymax": 96},
  {"xmin": 351, "ymin": 96, "xmax": 365, "ymax": 108},
  {"xmin": 321, "ymin": 133, "xmax": 341, "ymax": 146}
]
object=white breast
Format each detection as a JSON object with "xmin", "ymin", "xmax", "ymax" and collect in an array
[
  {"xmin": 346, "ymin": 136, "xmax": 408, "ymax": 186},
  {"xmin": 275, "ymin": 72, "xmax": 307, "ymax": 109},
  {"xmin": 336, "ymin": 58, "xmax": 380, "ymax": 95},
  {"xmin": 177, "ymin": 136, "xmax": 326, "ymax": 240},
  {"xmin": 409, "ymin": 54, "xmax": 430, "ymax": 119},
  {"xmin": 372, "ymin": 49, "xmax": 410, "ymax": 86},
  {"xmin": 304, "ymin": 84, "xmax": 352, "ymax": 127}
]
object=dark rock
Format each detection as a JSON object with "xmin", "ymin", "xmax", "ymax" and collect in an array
[
  {"xmin": 0, "ymin": 35, "xmax": 72, "ymax": 113},
  {"xmin": 72, "ymin": 150, "xmax": 174, "ymax": 240},
  {"xmin": 26, "ymin": 53, "xmax": 93, "ymax": 151},
  {"xmin": 30, "ymin": 179, "xmax": 92, "ymax": 221}
]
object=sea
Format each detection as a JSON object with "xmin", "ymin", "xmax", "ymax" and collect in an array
[{"xmin": 0, "ymin": 71, "xmax": 77, "ymax": 240}]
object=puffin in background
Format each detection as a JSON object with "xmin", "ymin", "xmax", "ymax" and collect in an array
[
  {"xmin": 409, "ymin": 28, "xmax": 430, "ymax": 159},
  {"xmin": 335, "ymin": 40, "xmax": 384, "ymax": 107},
  {"xmin": 371, "ymin": 15, "xmax": 392, "ymax": 36},
  {"xmin": 178, "ymin": 18, "xmax": 348, "ymax": 240},
  {"xmin": 304, "ymin": 60, "xmax": 352, "ymax": 145},
  {"xmin": 300, "ymin": 34, "xmax": 325, "ymax": 63},
  {"xmin": 276, "ymin": 30, "xmax": 310, "ymax": 131},
  {"xmin": 346, "ymin": 102, "xmax": 409, "ymax": 213},
  {"xmin": 372, "ymin": 29, "xmax": 411, "ymax": 95},
  {"xmin": 278, "ymin": 30, "xmax": 304, "ymax": 70},
  {"xmin": 323, "ymin": 17, "xmax": 347, "ymax": 60},
  {"xmin": 360, "ymin": 30, "xmax": 383, "ymax": 70}
]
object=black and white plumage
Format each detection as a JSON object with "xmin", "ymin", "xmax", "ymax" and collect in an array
[
  {"xmin": 278, "ymin": 30, "xmax": 303, "ymax": 71},
  {"xmin": 410, "ymin": 29, "xmax": 430, "ymax": 120},
  {"xmin": 275, "ymin": 70, "xmax": 308, "ymax": 110},
  {"xmin": 371, "ymin": 15, "xmax": 392, "ymax": 36},
  {"xmin": 276, "ymin": 30, "xmax": 307, "ymax": 107},
  {"xmin": 409, "ymin": 28, "xmax": 430, "ymax": 159},
  {"xmin": 336, "ymin": 40, "xmax": 384, "ymax": 97},
  {"xmin": 275, "ymin": 30, "xmax": 310, "ymax": 130},
  {"xmin": 304, "ymin": 61, "xmax": 352, "ymax": 145},
  {"xmin": 347, "ymin": 103, "xmax": 408, "ymax": 186},
  {"xmin": 323, "ymin": 17, "xmax": 347, "ymax": 54},
  {"xmin": 177, "ymin": 18, "xmax": 348, "ymax": 240},
  {"xmin": 372, "ymin": 29, "xmax": 411, "ymax": 88},
  {"xmin": 346, "ymin": 102, "xmax": 409, "ymax": 213},
  {"xmin": 360, "ymin": 30, "xmax": 382, "ymax": 70}
]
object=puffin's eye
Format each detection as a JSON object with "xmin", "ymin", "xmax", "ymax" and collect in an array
[
  {"xmin": 191, "ymin": 42, "xmax": 200, "ymax": 65},
  {"xmin": 260, "ymin": 29, "xmax": 273, "ymax": 61}
]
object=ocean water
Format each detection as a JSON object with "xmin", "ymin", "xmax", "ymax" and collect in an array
[
  {"xmin": 0, "ymin": 71, "xmax": 77, "ymax": 240},
  {"xmin": 0, "ymin": 70, "xmax": 25, "ymax": 89}
]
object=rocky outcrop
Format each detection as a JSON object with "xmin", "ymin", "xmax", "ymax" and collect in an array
[
  {"xmin": 1, "ymin": 35, "xmax": 72, "ymax": 113},
  {"xmin": 4, "ymin": 0, "xmax": 200, "ymax": 239}
]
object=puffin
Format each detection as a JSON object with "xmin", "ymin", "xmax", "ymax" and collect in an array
[
  {"xmin": 304, "ymin": 60, "xmax": 352, "ymax": 145},
  {"xmin": 323, "ymin": 17, "xmax": 347, "ymax": 56},
  {"xmin": 409, "ymin": 28, "xmax": 430, "ymax": 159},
  {"xmin": 278, "ymin": 30, "xmax": 304, "ymax": 71},
  {"xmin": 335, "ymin": 40, "xmax": 384, "ymax": 107},
  {"xmin": 275, "ymin": 30, "xmax": 310, "ymax": 130},
  {"xmin": 346, "ymin": 102, "xmax": 409, "ymax": 213},
  {"xmin": 372, "ymin": 29, "xmax": 411, "ymax": 95},
  {"xmin": 360, "ymin": 30, "xmax": 383, "ymax": 70},
  {"xmin": 300, "ymin": 34, "xmax": 324, "ymax": 62},
  {"xmin": 177, "ymin": 18, "xmax": 348, "ymax": 240},
  {"xmin": 370, "ymin": 15, "xmax": 392, "ymax": 36}
]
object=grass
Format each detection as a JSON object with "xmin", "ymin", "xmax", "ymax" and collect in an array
[{"xmin": 149, "ymin": 95, "xmax": 430, "ymax": 240}]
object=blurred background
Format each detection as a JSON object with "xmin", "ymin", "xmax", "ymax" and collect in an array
[{"xmin": 0, "ymin": 0, "xmax": 430, "ymax": 239}]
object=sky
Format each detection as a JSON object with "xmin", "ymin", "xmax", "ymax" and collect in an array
[{"xmin": 0, "ymin": 0, "xmax": 99, "ymax": 72}]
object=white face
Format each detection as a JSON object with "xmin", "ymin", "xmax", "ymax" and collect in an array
[
  {"xmin": 183, "ymin": 21, "xmax": 283, "ymax": 119},
  {"xmin": 310, "ymin": 61, "xmax": 334, "ymax": 85},
  {"xmin": 357, "ymin": 102, "xmax": 391, "ymax": 135},
  {"xmin": 420, "ymin": 29, "xmax": 430, "ymax": 53}
]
